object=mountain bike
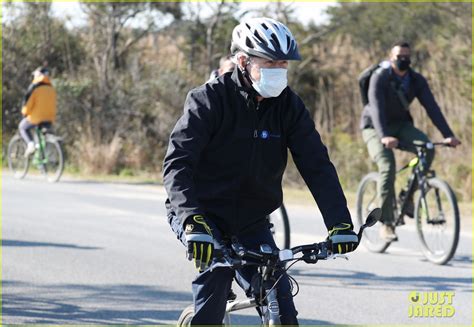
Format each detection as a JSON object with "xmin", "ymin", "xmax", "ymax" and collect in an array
[
  {"xmin": 267, "ymin": 204, "xmax": 290, "ymax": 249},
  {"xmin": 356, "ymin": 141, "xmax": 459, "ymax": 265},
  {"xmin": 7, "ymin": 123, "xmax": 64, "ymax": 183},
  {"xmin": 177, "ymin": 208, "xmax": 381, "ymax": 325}
]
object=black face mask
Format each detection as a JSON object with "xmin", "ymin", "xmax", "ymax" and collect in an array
[{"xmin": 395, "ymin": 58, "xmax": 411, "ymax": 71}]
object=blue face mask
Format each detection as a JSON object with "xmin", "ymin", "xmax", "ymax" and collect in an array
[{"xmin": 251, "ymin": 68, "xmax": 288, "ymax": 98}]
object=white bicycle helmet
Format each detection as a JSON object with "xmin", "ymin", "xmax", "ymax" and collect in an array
[{"xmin": 231, "ymin": 17, "xmax": 301, "ymax": 61}]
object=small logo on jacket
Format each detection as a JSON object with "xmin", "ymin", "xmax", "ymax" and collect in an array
[{"xmin": 260, "ymin": 130, "xmax": 280, "ymax": 139}]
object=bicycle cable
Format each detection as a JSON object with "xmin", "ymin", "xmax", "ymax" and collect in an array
[{"xmin": 259, "ymin": 258, "xmax": 302, "ymax": 302}]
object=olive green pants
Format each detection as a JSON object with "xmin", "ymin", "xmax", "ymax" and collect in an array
[{"xmin": 362, "ymin": 122, "xmax": 434, "ymax": 224}]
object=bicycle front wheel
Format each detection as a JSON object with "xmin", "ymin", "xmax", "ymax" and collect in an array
[
  {"xmin": 177, "ymin": 304, "xmax": 231, "ymax": 325},
  {"xmin": 356, "ymin": 172, "xmax": 391, "ymax": 253},
  {"xmin": 42, "ymin": 135, "xmax": 64, "ymax": 182},
  {"xmin": 177, "ymin": 305, "xmax": 194, "ymax": 326},
  {"xmin": 7, "ymin": 135, "xmax": 30, "ymax": 179},
  {"xmin": 415, "ymin": 177, "xmax": 460, "ymax": 265},
  {"xmin": 268, "ymin": 204, "xmax": 290, "ymax": 249}
]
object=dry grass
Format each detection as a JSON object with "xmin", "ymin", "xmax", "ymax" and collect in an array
[{"xmin": 73, "ymin": 134, "xmax": 123, "ymax": 175}]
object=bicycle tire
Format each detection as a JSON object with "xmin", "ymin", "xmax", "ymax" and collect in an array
[
  {"xmin": 177, "ymin": 304, "xmax": 231, "ymax": 325},
  {"xmin": 177, "ymin": 304, "xmax": 194, "ymax": 326},
  {"xmin": 43, "ymin": 135, "xmax": 64, "ymax": 183},
  {"xmin": 356, "ymin": 172, "xmax": 391, "ymax": 253},
  {"xmin": 268, "ymin": 204, "xmax": 291, "ymax": 249},
  {"xmin": 415, "ymin": 177, "xmax": 460, "ymax": 265},
  {"xmin": 7, "ymin": 135, "xmax": 30, "ymax": 179}
]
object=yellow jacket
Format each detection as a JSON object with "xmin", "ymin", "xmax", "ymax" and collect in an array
[{"xmin": 21, "ymin": 75, "xmax": 57, "ymax": 124}]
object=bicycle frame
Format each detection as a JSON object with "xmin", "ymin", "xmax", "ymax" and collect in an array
[
  {"xmin": 32, "ymin": 127, "xmax": 48, "ymax": 167},
  {"xmin": 178, "ymin": 209, "xmax": 380, "ymax": 326},
  {"xmin": 217, "ymin": 210, "xmax": 379, "ymax": 325},
  {"xmin": 216, "ymin": 247, "xmax": 287, "ymax": 324},
  {"xmin": 394, "ymin": 143, "xmax": 441, "ymax": 226},
  {"xmin": 224, "ymin": 280, "xmax": 279, "ymax": 324}
]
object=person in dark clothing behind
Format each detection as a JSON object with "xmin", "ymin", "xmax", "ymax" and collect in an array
[
  {"xmin": 360, "ymin": 41, "xmax": 460, "ymax": 242},
  {"xmin": 163, "ymin": 17, "xmax": 358, "ymax": 325},
  {"xmin": 207, "ymin": 54, "xmax": 236, "ymax": 82}
]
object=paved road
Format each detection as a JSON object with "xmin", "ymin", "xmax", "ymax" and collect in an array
[{"xmin": 2, "ymin": 173, "xmax": 472, "ymax": 325}]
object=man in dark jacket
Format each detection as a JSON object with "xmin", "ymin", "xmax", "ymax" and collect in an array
[
  {"xmin": 164, "ymin": 17, "xmax": 358, "ymax": 324},
  {"xmin": 360, "ymin": 41, "xmax": 460, "ymax": 241}
]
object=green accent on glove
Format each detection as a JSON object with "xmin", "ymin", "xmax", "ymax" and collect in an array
[
  {"xmin": 328, "ymin": 223, "xmax": 358, "ymax": 254},
  {"xmin": 329, "ymin": 223, "xmax": 352, "ymax": 235},
  {"xmin": 185, "ymin": 215, "xmax": 214, "ymax": 272}
]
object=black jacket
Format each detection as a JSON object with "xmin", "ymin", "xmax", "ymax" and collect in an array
[
  {"xmin": 360, "ymin": 66, "xmax": 454, "ymax": 138},
  {"xmin": 163, "ymin": 68, "xmax": 352, "ymax": 235}
]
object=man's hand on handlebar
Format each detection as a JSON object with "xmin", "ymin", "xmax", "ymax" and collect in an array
[
  {"xmin": 381, "ymin": 136, "xmax": 399, "ymax": 149},
  {"xmin": 328, "ymin": 223, "xmax": 359, "ymax": 254},
  {"xmin": 443, "ymin": 137, "xmax": 461, "ymax": 147},
  {"xmin": 184, "ymin": 215, "xmax": 214, "ymax": 272}
]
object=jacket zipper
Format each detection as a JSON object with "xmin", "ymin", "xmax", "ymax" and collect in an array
[
  {"xmin": 253, "ymin": 102, "xmax": 260, "ymax": 139},
  {"xmin": 234, "ymin": 99, "xmax": 260, "ymax": 235}
]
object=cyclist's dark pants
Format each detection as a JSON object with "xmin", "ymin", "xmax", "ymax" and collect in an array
[
  {"xmin": 362, "ymin": 122, "xmax": 434, "ymax": 224},
  {"xmin": 18, "ymin": 118, "xmax": 36, "ymax": 143},
  {"xmin": 191, "ymin": 222, "xmax": 298, "ymax": 325}
]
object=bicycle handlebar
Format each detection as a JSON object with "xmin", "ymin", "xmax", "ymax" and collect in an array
[
  {"xmin": 397, "ymin": 141, "xmax": 453, "ymax": 151},
  {"xmin": 210, "ymin": 208, "xmax": 381, "ymax": 271}
]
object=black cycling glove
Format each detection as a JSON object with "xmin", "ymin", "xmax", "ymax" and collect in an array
[
  {"xmin": 328, "ymin": 223, "xmax": 359, "ymax": 254},
  {"xmin": 184, "ymin": 215, "xmax": 214, "ymax": 271}
]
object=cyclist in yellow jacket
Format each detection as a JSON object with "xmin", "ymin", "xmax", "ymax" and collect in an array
[{"xmin": 19, "ymin": 67, "xmax": 57, "ymax": 156}]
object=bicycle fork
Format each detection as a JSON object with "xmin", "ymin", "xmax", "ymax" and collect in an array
[{"xmin": 264, "ymin": 287, "xmax": 280, "ymax": 325}]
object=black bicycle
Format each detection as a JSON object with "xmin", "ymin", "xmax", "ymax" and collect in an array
[
  {"xmin": 356, "ymin": 141, "xmax": 460, "ymax": 265},
  {"xmin": 7, "ymin": 123, "xmax": 64, "ymax": 183},
  {"xmin": 177, "ymin": 208, "xmax": 381, "ymax": 325}
]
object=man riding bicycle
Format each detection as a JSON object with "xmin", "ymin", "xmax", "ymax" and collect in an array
[
  {"xmin": 360, "ymin": 41, "xmax": 460, "ymax": 242},
  {"xmin": 19, "ymin": 67, "xmax": 57, "ymax": 157},
  {"xmin": 164, "ymin": 17, "xmax": 358, "ymax": 324}
]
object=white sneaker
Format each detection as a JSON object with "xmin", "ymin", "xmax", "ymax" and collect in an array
[
  {"xmin": 380, "ymin": 224, "xmax": 398, "ymax": 242},
  {"xmin": 24, "ymin": 142, "xmax": 35, "ymax": 157}
]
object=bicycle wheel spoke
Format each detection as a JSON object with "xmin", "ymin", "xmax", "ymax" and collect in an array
[{"xmin": 416, "ymin": 178, "xmax": 459, "ymax": 265}]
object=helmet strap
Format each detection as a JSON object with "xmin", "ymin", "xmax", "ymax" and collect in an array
[{"xmin": 240, "ymin": 59, "xmax": 255, "ymax": 87}]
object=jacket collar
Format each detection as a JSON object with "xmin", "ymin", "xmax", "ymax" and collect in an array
[{"xmin": 231, "ymin": 66, "xmax": 258, "ymax": 101}]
